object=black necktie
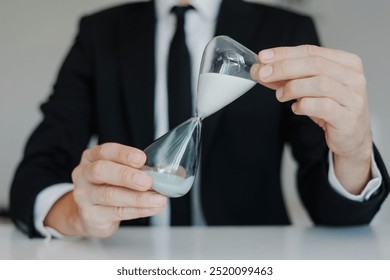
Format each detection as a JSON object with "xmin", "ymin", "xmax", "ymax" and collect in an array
[
  {"xmin": 168, "ymin": 6, "xmax": 194, "ymax": 226},
  {"xmin": 168, "ymin": 5, "xmax": 194, "ymax": 129}
]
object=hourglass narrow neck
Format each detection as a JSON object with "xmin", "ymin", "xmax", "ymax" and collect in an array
[{"xmin": 194, "ymin": 113, "xmax": 204, "ymax": 121}]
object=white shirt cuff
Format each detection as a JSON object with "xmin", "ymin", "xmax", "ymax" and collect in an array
[
  {"xmin": 328, "ymin": 151, "xmax": 382, "ymax": 202},
  {"xmin": 33, "ymin": 183, "xmax": 76, "ymax": 240}
]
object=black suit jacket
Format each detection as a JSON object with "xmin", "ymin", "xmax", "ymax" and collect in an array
[{"xmin": 10, "ymin": 0, "xmax": 390, "ymax": 237}]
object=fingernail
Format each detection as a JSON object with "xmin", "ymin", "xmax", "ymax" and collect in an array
[
  {"xmin": 260, "ymin": 49, "xmax": 274, "ymax": 61},
  {"xmin": 291, "ymin": 103, "xmax": 297, "ymax": 112},
  {"xmin": 259, "ymin": 65, "xmax": 273, "ymax": 79},
  {"xmin": 276, "ymin": 88, "xmax": 283, "ymax": 100},
  {"xmin": 128, "ymin": 151, "xmax": 144, "ymax": 165},
  {"xmin": 150, "ymin": 194, "xmax": 166, "ymax": 205},
  {"xmin": 135, "ymin": 172, "xmax": 152, "ymax": 188},
  {"xmin": 250, "ymin": 63, "xmax": 261, "ymax": 81}
]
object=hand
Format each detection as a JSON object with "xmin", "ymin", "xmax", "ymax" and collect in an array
[
  {"xmin": 45, "ymin": 143, "xmax": 167, "ymax": 238},
  {"xmin": 253, "ymin": 45, "xmax": 373, "ymax": 193}
]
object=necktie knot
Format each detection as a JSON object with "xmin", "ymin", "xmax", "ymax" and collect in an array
[{"xmin": 171, "ymin": 5, "xmax": 194, "ymax": 20}]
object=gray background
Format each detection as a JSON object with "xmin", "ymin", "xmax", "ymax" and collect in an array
[{"xmin": 1, "ymin": 0, "xmax": 389, "ymax": 224}]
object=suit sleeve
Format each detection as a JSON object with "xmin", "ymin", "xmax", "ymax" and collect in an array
[
  {"xmin": 283, "ymin": 16, "xmax": 390, "ymax": 225},
  {"xmin": 9, "ymin": 17, "xmax": 95, "ymax": 237}
]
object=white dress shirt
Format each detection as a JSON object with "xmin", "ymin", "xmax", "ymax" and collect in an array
[{"xmin": 34, "ymin": 0, "xmax": 382, "ymax": 238}]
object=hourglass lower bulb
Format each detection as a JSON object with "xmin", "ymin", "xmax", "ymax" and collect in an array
[{"xmin": 142, "ymin": 117, "xmax": 201, "ymax": 197}]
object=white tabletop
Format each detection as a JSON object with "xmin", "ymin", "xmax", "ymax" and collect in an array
[{"xmin": 1, "ymin": 221, "xmax": 389, "ymax": 260}]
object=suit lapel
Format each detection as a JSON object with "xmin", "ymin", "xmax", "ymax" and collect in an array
[
  {"xmin": 119, "ymin": 1, "xmax": 156, "ymax": 149},
  {"xmin": 202, "ymin": 0, "xmax": 262, "ymax": 163}
]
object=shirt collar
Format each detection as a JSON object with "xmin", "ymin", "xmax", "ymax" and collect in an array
[{"xmin": 155, "ymin": 0, "xmax": 222, "ymax": 22}]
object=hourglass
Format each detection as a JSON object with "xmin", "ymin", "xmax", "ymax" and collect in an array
[{"xmin": 142, "ymin": 35, "xmax": 259, "ymax": 197}]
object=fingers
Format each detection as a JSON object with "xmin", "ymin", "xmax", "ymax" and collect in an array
[
  {"xmin": 71, "ymin": 143, "xmax": 166, "ymax": 237},
  {"xmin": 78, "ymin": 202, "xmax": 165, "ymax": 234},
  {"xmin": 291, "ymin": 97, "xmax": 346, "ymax": 128},
  {"xmin": 89, "ymin": 205, "xmax": 166, "ymax": 224},
  {"xmin": 251, "ymin": 63, "xmax": 286, "ymax": 90},
  {"xmin": 78, "ymin": 159, "xmax": 152, "ymax": 191},
  {"xmin": 254, "ymin": 45, "xmax": 368, "ymax": 125},
  {"xmin": 87, "ymin": 188, "xmax": 167, "ymax": 223},
  {"xmin": 74, "ymin": 184, "xmax": 167, "ymax": 234},
  {"xmin": 276, "ymin": 76, "xmax": 355, "ymax": 107},
  {"xmin": 256, "ymin": 45, "xmax": 366, "ymax": 94},
  {"xmin": 91, "ymin": 186, "xmax": 167, "ymax": 208},
  {"xmin": 257, "ymin": 55, "xmax": 363, "ymax": 87},
  {"xmin": 259, "ymin": 45, "xmax": 364, "ymax": 71},
  {"xmin": 73, "ymin": 143, "xmax": 152, "ymax": 192},
  {"xmin": 81, "ymin": 142, "xmax": 146, "ymax": 168}
]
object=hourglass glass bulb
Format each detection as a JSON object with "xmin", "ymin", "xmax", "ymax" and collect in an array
[
  {"xmin": 196, "ymin": 35, "xmax": 259, "ymax": 119},
  {"xmin": 143, "ymin": 117, "xmax": 201, "ymax": 197}
]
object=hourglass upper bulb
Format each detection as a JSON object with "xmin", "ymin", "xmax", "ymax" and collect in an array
[{"xmin": 196, "ymin": 35, "xmax": 259, "ymax": 119}]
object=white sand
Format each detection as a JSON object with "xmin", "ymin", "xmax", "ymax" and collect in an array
[
  {"xmin": 145, "ymin": 170, "xmax": 195, "ymax": 198},
  {"xmin": 196, "ymin": 73, "xmax": 256, "ymax": 118}
]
